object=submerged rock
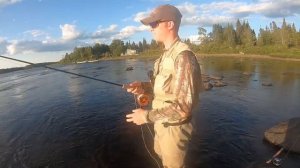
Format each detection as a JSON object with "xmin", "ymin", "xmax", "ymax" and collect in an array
[
  {"xmin": 126, "ymin": 66, "xmax": 134, "ymax": 71},
  {"xmin": 243, "ymin": 72, "xmax": 252, "ymax": 76},
  {"xmin": 262, "ymin": 82, "xmax": 273, "ymax": 86},
  {"xmin": 203, "ymin": 82, "xmax": 213, "ymax": 91},
  {"xmin": 264, "ymin": 117, "xmax": 300, "ymax": 153},
  {"xmin": 213, "ymin": 81, "xmax": 227, "ymax": 87},
  {"xmin": 201, "ymin": 74, "xmax": 227, "ymax": 90}
]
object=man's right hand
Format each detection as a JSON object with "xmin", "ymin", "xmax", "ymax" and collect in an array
[{"xmin": 122, "ymin": 81, "xmax": 145, "ymax": 95}]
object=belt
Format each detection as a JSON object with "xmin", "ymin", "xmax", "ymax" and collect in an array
[{"xmin": 162, "ymin": 116, "xmax": 192, "ymax": 127}]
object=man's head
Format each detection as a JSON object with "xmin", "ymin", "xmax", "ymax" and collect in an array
[
  {"xmin": 140, "ymin": 4, "xmax": 182, "ymax": 43},
  {"xmin": 141, "ymin": 4, "xmax": 182, "ymax": 27}
]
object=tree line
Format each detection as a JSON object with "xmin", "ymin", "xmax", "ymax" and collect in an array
[
  {"xmin": 60, "ymin": 38, "xmax": 163, "ymax": 63},
  {"xmin": 194, "ymin": 18, "xmax": 300, "ymax": 56},
  {"xmin": 60, "ymin": 18, "xmax": 300, "ymax": 63}
]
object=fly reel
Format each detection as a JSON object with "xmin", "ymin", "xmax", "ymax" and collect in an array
[{"xmin": 136, "ymin": 94, "xmax": 151, "ymax": 107}]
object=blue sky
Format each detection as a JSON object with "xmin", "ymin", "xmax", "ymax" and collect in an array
[{"xmin": 0, "ymin": 0, "xmax": 300, "ymax": 69}]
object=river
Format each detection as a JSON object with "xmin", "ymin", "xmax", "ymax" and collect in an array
[{"xmin": 0, "ymin": 57, "xmax": 299, "ymax": 168}]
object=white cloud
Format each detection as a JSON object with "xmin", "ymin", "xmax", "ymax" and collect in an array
[
  {"xmin": 24, "ymin": 29, "xmax": 47, "ymax": 38},
  {"xmin": 3, "ymin": 39, "xmax": 83, "ymax": 56},
  {"xmin": 113, "ymin": 25, "xmax": 148, "ymax": 40},
  {"xmin": 178, "ymin": 1, "xmax": 300, "ymax": 27},
  {"xmin": 0, "ymin": 37, "xmax": 5, "ymax": 42},
  {"xmin": 0, "ymin": 37, "xmax": 9, "ymax": 54},
  {"xmin": 6, "ymin": 41, "xmax": 17, "ymax": 55},
  {"xmin": 177, "ymin": 2, "xmax": 198, "ymax": 16},
  {"xmin": 2, "ymin": 0, "xmax": 299, "ymax": 58},
  {"xmin": 60, "ymin": 24, "xmax": 81, "ymax": 41},
  {"xmin": 0, "ymin": 23, "xmax": 147, "ymax": 56},
  {"xmin": 133, "ymin": 11, "xmax": 150, "ymax": 22},
  {"xmin": 92, "ymin": 24, "xmax": 118, "ymax": 39},
  {"xmin": 0, "ymin": 0, "xmax": 22, "ymax": 7},
  {"xmin": 208, "ymin": 0, "xmax": 300, "ymax": 18}
]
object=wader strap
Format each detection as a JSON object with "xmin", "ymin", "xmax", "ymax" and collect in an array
[{"xmin": 162, "ymin": 116, "xmax": 192, "ymax": 127}]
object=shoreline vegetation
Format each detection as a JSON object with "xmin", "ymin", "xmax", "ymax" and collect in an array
[
  {"xmin": 58, "ymin": 18, "xmax": 299, "ymax": 64},
  {"xmin": 1, "ymin": 18, "xmax": 300, "ymax": 73},
  {"xmin": 1, "ymin": 53, "xmax": 299, "ymax": 74}
]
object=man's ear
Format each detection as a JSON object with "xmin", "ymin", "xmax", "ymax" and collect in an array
[{"xmin": 167, "ymin": 21, "xmax": 175, "ymax": 30}]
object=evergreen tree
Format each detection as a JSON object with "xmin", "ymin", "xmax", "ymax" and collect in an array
[
  {"xmin": 236, "ymin": 19, "xmax": 242, "ymax": 45},
  {"xmin": 212, "ymin": 24, "xmax": 224, "ymax": 45},
  {"xmin": 223, "ymin": 23, "xmax": 237, "ymax": 47},
  {"xmin": 142, "ymin": 38, "xmax": 148, "ymax": 51}
]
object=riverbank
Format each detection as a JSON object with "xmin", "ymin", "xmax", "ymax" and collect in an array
[
  {"xmin": 1, "ymin": 53, "xmax": 299, "ymax": 74},
  {"xmin": 97, "ymin": 53, "xmax": 300, "ymax": 62},
  {"xmin": 196, "ymin": 53, "xmax": 300, "ymax": 62}
]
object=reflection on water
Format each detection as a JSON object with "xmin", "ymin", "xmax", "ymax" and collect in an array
[{"xmin": 0, "ymin": 57, "xmax": 299, "ymax": 168}]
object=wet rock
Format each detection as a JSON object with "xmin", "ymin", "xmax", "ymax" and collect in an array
[
  {"xmin": 210, "ymin": 75, "xmax": 224, "ymax": 80},
  {"xmin": 201, "ymin": 74, "xmax": 227, "ymax": 89},
  {"xmin": 96, "ymin": 66, "xmax": 104, "ymax": 70},
  {"xmin": 243, "ymin": 72, "xmax": 252, "ymax": 76},
  {"xmin": 202, "ymin": 76, "xmax": 210, "ymax": 82},
  {"xmin": 126, "ymin": 66, "xmax": 134, "ymax": 71},
  {"xmin": 203, "ymin": 82, "xmax": 213, "ymax": 91},
  {"xmin": 213, "ymin": 81, "xmax": 227, "ymax": 87},
  {"xmin": 262, "ymin": 83, "xmax": 273, "ymax": 86},
  {"xmin": 264, "ymin": 117, "xmax": 300, "ymax": 153}
]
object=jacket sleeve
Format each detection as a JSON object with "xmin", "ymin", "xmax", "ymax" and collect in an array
[{"xmin": 147, "ymin": 51, "xmax": 202, "ymax": 122}]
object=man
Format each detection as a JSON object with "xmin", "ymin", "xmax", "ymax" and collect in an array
[{"xmin": 124, "ymin": 4, "xmax": 202, "ymax": 168}]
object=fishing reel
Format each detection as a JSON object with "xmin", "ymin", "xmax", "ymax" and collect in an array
[
  {"xmin": 136, "ymin": 94, "xmax": 151, "ymax": 107},
  {"xmin": 123, "ymin": 84, "xmax": 151, "ymax": 107},
  {"xmin": 124, "ymin": 71, "xmax": 154, "ymax": 107}
]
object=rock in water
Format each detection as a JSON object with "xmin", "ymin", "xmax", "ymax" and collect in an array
[
  {"xmin": 264, "ymin": 117, "xmax": 300, "ymax": 153},
  {"xmin": 126, "ymin": 66, "xmax": 134, "ymax": 71},
  {"xmin": 203, "ymin": 82, "xmax": 213, "ymax": 91}
]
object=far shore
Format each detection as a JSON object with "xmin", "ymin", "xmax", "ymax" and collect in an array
[
  {"xmin": 96, "ymin": 53, "xmax": 300, "ymax": 62},
  {"xmin": 1, "ymin": 53, "xmax": 299, "ymax": 73},
  {"xmin": 195, "ymin": 53, "xmax": 300, "ymax": 62}
]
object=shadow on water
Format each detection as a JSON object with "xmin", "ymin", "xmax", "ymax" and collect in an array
[{"xmin": 0, "ymin": 58, "xmax": 299, "ymax": 167}]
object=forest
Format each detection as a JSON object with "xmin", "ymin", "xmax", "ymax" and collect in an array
[{"xmin": 60, "ymin": 18, "xmax": 300, "ymax": 63}]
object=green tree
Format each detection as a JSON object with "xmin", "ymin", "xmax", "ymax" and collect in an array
[
  {"xmin": 223, "ymin": 23, "xmax": 237, "ymax": 47},
  {"xmin": 236, "ymin": 19, "xmax": 242, "ymax": 45},
  {"xmin": 150, "ymin": 39, "xmax": 159, "ymax": 50},
  {"xmin": 110, "ymin": 39, "xmax": 126, "ymax": 57},
  {"xmin": 198, "ymin": 27, "xmax": 209, "ymax": 44},
  {"xmin": 142, "ymin": 38, "xmax": 148, "ymax": 51},
  {"xmin": 92, "ymin": 43, "xmax": 110, "ymax": 58},
  {"xmin": 211, "ymin": 24, "xmax": 224, "ymax": 45}
]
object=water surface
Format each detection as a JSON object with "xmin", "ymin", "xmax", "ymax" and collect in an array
[{"xmin": 0, "ymin": 57, "xmax": 299, "ymax": 168}]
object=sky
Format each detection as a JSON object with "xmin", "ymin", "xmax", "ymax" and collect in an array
[{"xmin": 0, "ymin": 0, "xmax": 300, "ymax": 69}]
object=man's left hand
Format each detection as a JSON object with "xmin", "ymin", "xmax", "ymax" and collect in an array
[{"xmin": 126, "ymin": 108, "xmax": 148, "ymax": 125}]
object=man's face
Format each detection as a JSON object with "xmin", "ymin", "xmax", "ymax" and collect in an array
[{"xmin": 149, "ymin": 20, "xmax": 169, "ymax": 42}]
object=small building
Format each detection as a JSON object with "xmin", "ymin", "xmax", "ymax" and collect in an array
[{"xmin": 122, "ymin": 49, "xmax": 137, "ymax": 56}]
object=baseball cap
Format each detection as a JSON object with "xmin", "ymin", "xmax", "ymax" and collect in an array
[{"xmin": 140, "ymin": 4, "xmax": 182, "ymax": 25}]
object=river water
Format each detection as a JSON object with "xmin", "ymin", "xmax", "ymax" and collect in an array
[{"xmin": 0, "ymin": 57, "xmax": 299, "ymax": 168}]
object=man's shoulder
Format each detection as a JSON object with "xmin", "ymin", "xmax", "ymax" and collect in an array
[
  {"xmin": 176, "ymin": 41, "xmax": 191, "ymax": 51},
  {"xmin": 171, "ymin": 41, "xmax": 193, "ymax": 59}
]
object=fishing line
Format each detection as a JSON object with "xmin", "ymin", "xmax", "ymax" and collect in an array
[
  {"xmin": 134, "ymin": 95, "xmax": 162, "ymax": 168},
  {"xmin": 1, "ymin": 55, "xmax": 160, "ymax": 167}
]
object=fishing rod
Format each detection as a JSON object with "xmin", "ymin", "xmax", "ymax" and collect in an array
[{"xmin": 0, "ymin": 55, "xmax": 150, "ymax": 106}]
